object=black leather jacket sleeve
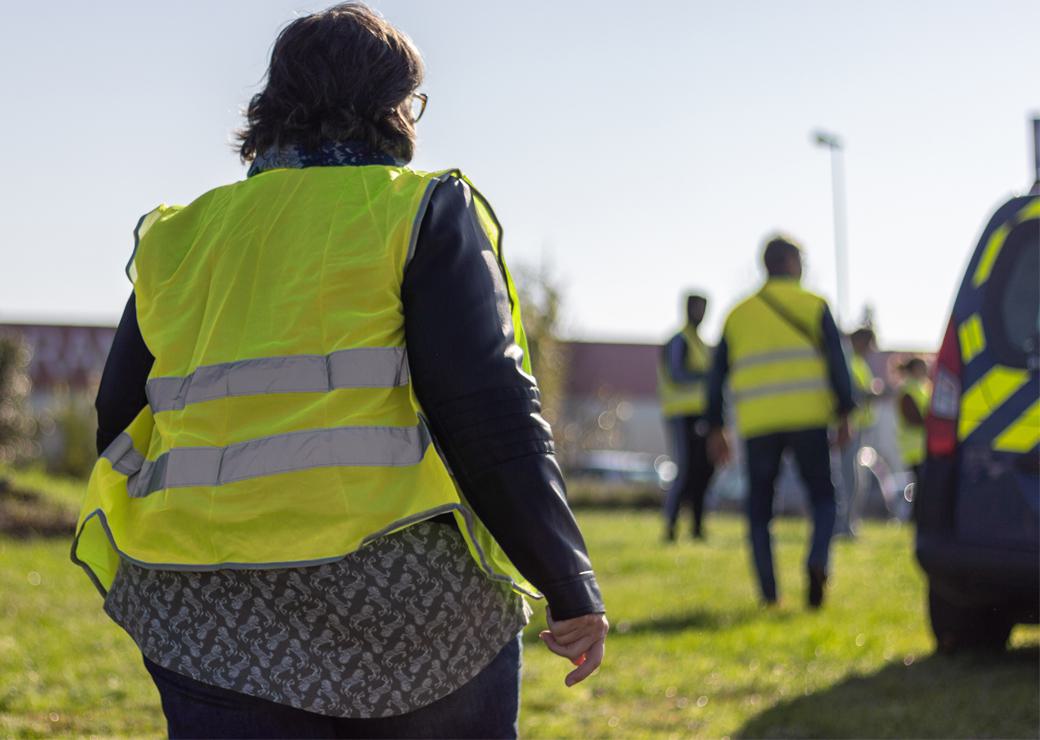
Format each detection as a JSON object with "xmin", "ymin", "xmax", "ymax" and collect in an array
[
  {"xmin": 403, "ymin": 178, "xmax": 605, "ymax": 620},
  {"xmin": 95, "ymin": 293, "xmax": 153, "ymax": 454}
]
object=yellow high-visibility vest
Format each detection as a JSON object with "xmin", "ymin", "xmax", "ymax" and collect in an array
[
  {"xmin": 72, "ymin": 165, "xmax": 536, "ymax": 598},
  {"xmin": 723, "ymin": 278, "xmax": 835, "ymax": 438},
  {"xmin": 898, "ymin": 377, "xmax": 932, "ymax": 468},
  {"xmin": 658, "ymin": 325, "xmax": 711, "ymax": 417},
  {"xmin": 850, "ymin": 354, "xmax": 876, "ymax": 430}
]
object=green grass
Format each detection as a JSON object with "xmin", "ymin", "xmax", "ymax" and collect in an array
[
  {"xmin": 0, "ymin": 467, "xmax": 84, "ymax": 510},
  {"xmin": 522, "ymin": 513, "xmax": 1038, "ymax": 739},
  {"xmin": 1, "ymin": 475, "xmax": 1037, "ymax": 737}
]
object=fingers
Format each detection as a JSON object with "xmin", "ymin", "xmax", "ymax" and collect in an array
[
  {"xmin": 540, "ymin": 612, "xmax": 610, "ymax": 685},
  {"xmin": 538, "ymin": 630, "xmax": 598, "ymax": 661},
  {"xmin": 549, "ymin": 618, "xmax": 591, "ymax": 644},
  {"xmin": 545, "ymin": 611, "xmax": 608, "ymax": 644},
  {"xmin": 565, "ymin": 638, "xmax": 604, "ymax": 686},
  {"xmin": 709, "ymin": 437, "xmax": 731, "ymax": 466}
]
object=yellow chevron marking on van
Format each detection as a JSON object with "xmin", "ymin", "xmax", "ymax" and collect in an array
[
  {"xmin": 958, "ymin": 314, "xmax": 985, "ymax": 364},
  {"xmin": 972, "ymin": 197, "xmax": 1039, "ymax": 287},
  {"xmin": 973, "ymin": 223, "xmax": 1010, "ymax": 287},
  {"xmin": 994, "ymin": 399, "xmax": 1040, "ymax": 453},
  {"xmin": 1017, "ymin": 197, "xmax": 1040, "ymax": 222},
  {"xmin": 958, "ymin": 366, "xmax": 1029, "ymax": 440}
]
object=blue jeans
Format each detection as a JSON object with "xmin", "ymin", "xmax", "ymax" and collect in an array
[
  {"xmin": 834, "ymin": 428, "xmax": 862, "ymax": 535},
  {"xmin": 744, "ymin": 427, "xmax": 836, "ymax": 602},
  {"xmin": 144, "ymin": 634, "xmax": 522, "ymax": 739},
  {"xmin": 663, "ymin": 416, "xmax": 715, "ymax": 535}
]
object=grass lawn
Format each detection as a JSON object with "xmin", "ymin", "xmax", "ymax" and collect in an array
[{"xmin": 1, "ymin": 470, "xmax": 1037, "ymax": 737}]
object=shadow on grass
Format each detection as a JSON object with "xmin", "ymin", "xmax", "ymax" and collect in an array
[
  {"xmin": 0, "ymin": 477, "xmax": 76, "ymax": 538},
  {"xmin": 737, "ymin": 645, "xmax": 1040, "ymax": 739},
  {"xmin": 615, "ymin": 606, "xmax": 771, "ymax": 636},
  {"xmin": 599, "ymin": 603, "xmax": 801, "ymax": 638},
  {"xmin": 521, "ymin": 606, "xmax": 775, "ymax": 644}
]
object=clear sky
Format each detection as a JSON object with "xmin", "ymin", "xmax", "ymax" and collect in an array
[{"xmin": 1, "ymin": 1, "xmax": 1036, "ymax": 350}]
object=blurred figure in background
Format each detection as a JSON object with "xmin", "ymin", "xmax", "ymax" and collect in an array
[
  {"xmin": 658, "ymin": 294, "xmax": 716, "ymax": 541},
  {"xmin": 707, "ymin": 235, "xmax": 854, "ymax": 609},
  {"xmin": 897, "ymin": 356, "xmax": 932, "ymax": 487},
  {"xmin": 835, "ymin": 327, "xmax": 881, "ymax": 536}
]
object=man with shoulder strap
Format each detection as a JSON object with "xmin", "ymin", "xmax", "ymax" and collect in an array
[
  {"xmin": 707, "ymin": 235, "xmax": 855, "ymax": 609},
  {"xmin": 658, "ymin": 293, "xmax": 716, "ymax": 541}
]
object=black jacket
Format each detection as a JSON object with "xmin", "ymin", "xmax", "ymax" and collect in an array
[{"xmin": 95, "ymin": 177, "xmax": 604, "ymax": 620}]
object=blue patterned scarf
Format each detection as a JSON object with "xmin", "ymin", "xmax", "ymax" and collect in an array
[{"xmin": 248, "ymin": 140, "xmax": 399, "ymax": 177}]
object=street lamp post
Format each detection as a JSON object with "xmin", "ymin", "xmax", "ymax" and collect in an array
[{"xmin": 812, "ymin": 130, "xmax": 849, "ymax": 328}]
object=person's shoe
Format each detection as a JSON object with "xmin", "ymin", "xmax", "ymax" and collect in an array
[
  {"xmin": 663, "ymin": 526, "xmax": 676, "ymax": 544},
  {"xmin": 691, "ymin": 528, "xmax": 705, "ymax": 541},
  {"xmin": 807, "ymin": 567, "xmax": 827, "ymax": 609}
]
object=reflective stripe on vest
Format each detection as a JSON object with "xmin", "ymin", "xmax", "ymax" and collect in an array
[
  {"xmin": 731, "ymin": 378, "xmax": 829, "ymax": 402},
  {"xmin": 102, "ymin": 423, "xmax": 432, "ymax": 498},
  {"xmin": 723, "ymin": 279, "xmax": 834, "ymax": 438},
  {"xmin": 73, "ymin": 166, "xmax": 537, "ymax": 599},
  {"xmin": 146, "ymin": 348, "xmax": 409, "ymax": 412},
  {"xmin": 731, "ymin": 347, "xmax": 818, "ymax": 372}
]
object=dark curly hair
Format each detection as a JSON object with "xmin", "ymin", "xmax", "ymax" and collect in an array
[{"xmin": 237, "ymin": 3, "xmax": 424, "ymax": 163}]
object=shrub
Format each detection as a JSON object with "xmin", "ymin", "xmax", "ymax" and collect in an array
[
  {"xmin": 0, "ymin": 335, "xmax": 37, "ymax": 466},
  {"xmin": 38, "ymin": 389, "xmax": 97, "ymax": 479}
]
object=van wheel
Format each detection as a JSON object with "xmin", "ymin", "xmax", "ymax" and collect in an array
[{"xmin": 928, "ymin": 585, "xmax": 1012, "ymax": 653}]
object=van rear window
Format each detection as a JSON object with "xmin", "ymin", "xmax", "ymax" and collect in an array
[{"xmin": 997, "ymin": 220, "xmax": 1039, "ymax": 356}]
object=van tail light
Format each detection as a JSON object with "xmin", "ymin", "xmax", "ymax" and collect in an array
[{"xmin": 927, "ymin": 319, "xmax": 961, "ymax": 457}]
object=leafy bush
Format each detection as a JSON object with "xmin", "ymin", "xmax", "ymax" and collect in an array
[
  {"xmin": 0, "ymin": 335, "xmax": 38, "ymax": 466},
  {"xmin": 38, "ymin": 389, "xmax": 97, "ymax": 479},
  {"xmin": 513, "ymin": 262, "xmax": 568, "ymax": 429}
]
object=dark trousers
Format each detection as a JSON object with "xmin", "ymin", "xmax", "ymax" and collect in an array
[
  {"xmin": 745, "ymin": 427, "xmax": 836, "ymax": 602},
  {"xmin": 144, "ymin": 634, "xmax": 522, "ymax": 739},
  {"xmin": 663, "ymin": 415, "xmax": 716, "ymax": 535}
]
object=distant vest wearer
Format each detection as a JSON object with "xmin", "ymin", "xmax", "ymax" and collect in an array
[
  {"xmin": 658, "ymin": 325, "xmax": 711, "ymax": 417},
  {"xmin": 898, "ymin": 377, "xmax": 932, "ymax": 468},
  {"xmin": 850, "ymin": 355, "xmax": 876, "ymax": 430},
  {"xmin": 72, "ymin": 165, "xmax": 536, "ymax": 598},
  {"xmin": 723, "ymin": 277, "xmax": 834, "ymax": 439}
]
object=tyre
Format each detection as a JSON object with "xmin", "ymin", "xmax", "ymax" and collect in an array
[{"xmin": 928, "ymin": 584, "xmax": 1013, "ymax": 653}]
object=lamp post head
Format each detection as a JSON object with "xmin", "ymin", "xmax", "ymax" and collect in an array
[{"xmin": 812, "ymin": 130, "xmax": 843, "ymax": 149}]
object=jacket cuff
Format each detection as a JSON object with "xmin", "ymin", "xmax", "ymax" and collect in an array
[{"xmin": 542, "ymin": 571, "xmax": 606, "ymax": 620}]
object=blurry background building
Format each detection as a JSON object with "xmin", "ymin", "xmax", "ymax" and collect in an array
[
  {"xmin": 0, "ymin": 320, "xmax": 932, "ymax": 516},
  {"xmin": 0, "ymin": 323, "xmax": 112, "ymax": 477}
]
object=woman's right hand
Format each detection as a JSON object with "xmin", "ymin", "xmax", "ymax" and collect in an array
[
  {"xmin": 538, "ymin": 609, "xmax": 609, "ymax": 686},
  {"xmin": 707, "ymin": 427, "xmax": 732, "ymax": 466}
]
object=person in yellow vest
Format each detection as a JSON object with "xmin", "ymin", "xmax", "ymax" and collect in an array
[
  {"xmin": 73, "ymin": 5, "xmax": 607, "ymax": 737},
  {"xmin": 706, "ymin": 235, "xmax": 855, "ymax": 609},
  {"xmin": 834, "ymin": 327, "xmax": 881, "ymax": 536},
  {"xmin": 897, "ymin": 356, "xmax": 932, "ymax": 487},
  {"xmin": 658, "ymin": 294, "xmax": 716, "ymax": 541}
]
